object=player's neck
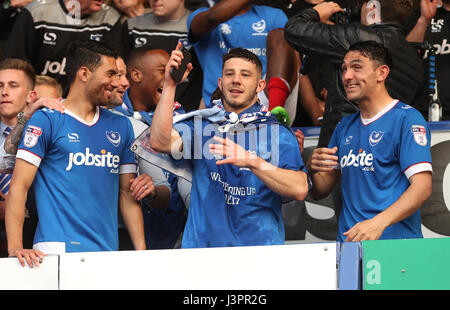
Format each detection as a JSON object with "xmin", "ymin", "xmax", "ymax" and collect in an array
[
  {"xmin": 64, "ymin": 91, "xmax": 98, "ymax": 123},
  {"xmin": 358, "ymin": 92, "xmax": 394, "ymax": 120},
  {"xmin": 129, "ymin": 88, "xmax": 154, "ymax": 112}
]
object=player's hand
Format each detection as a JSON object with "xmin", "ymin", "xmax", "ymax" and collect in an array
[
  {"xmin": 166, "ymin": 42, "xmax": 193, "ymax": 86},
  {"xmin": 308, "ymin": 147, "xmax": 338, "ymax": 173},
  {"xmin": 209, "ymin": 136, "xmax": 258, "ymax": 168},
  {"xmin": 295, "ymin": 129, "xmax": 304, "ymax": 154},
  {"xmin": 9, "ymin": 248, "xmax": 46, "ymax": 268},
  {"xmin": 313, "ymin": 1, "xmax": 344, "ymax": 25},
  {"xmin": 24, "ymin": 97, "xmax": 65, "ymax": 119},
  {"xmin": 343, "ymin": 216, "xmax": 387, "ymax": 242},
  {"xmin": 129, "ymin": 173, "xmax": 156, "ymax": 201},
  {"xmin": 419, "ymin": 0, "xmax": 438, "ymax": 23}
]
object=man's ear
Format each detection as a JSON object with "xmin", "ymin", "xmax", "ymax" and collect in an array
[
  {"xmin": 257, "ymin": 78, "xmax": 266, "ymax": 94},
  {"xmin": 376, "ymin": 64, "xmax": 390, "ymax": 83},
  {"xmin": 130, "ymin": 68, "xmax": 142, "ymax": 83},
  {"xmin": 78, "ymin": 66, "xmax": 91, "ymax": 83},
  {"xmin": 218, "ymin": 77, "xmax": 223, "ymax": 92},
  {"xmin": 26, "ymin": 90, "xmax": 37, "ymax": 104}
]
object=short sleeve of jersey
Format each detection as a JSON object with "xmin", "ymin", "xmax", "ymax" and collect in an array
[
  {"xmin": 138, "ymin": 159, "xmax": 171, "ymax": 189},
  {"xmin": 119, "ymin": 117, "xmax": 138, "ymax": 174},
  {"xmin": 187, "ymin": 7, "xmax": 209, "ymax": 44},
  {"xmin": 397, "ymin": 111, "xmax": 432, "ymax": 179},
  {"xmin": 16, "ymin": 110, "xmax": 52, "ymax": 167},
  {"xmin": 276, "ymin": 126, "xmax": 304, "ymax": 172},
  {"xmin": 264, "ymin": 6, "xmax": 288, "ymax": 29}
]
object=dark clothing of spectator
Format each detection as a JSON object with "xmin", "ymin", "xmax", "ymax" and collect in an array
[
  {"xmin": 2, "ymin": 0, "xmax": 121, "ymax": 94},
  {"xmin": 285, "ymin": 8, "xmax": 425, "ymax": 147}
]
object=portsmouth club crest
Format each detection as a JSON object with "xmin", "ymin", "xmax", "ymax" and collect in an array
[
  {"xmin": 106, "ymin": 131, "xmax": 121, "ymax": 147},
  {"xmin": 369, "ymin": 131, "xmax": 384, "ymax": 146}
]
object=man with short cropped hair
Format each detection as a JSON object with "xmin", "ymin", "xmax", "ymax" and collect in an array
[
  {"xmin": 307, "ymin": 41, "xmax": 432, "ymax": 242},
  {"xmin": 6, "ymin": 41, "xmax": 147, "ymax": 267},
  {"xmin": 150, "ymin": 45, "xmax": 309, "ymax": 248}
]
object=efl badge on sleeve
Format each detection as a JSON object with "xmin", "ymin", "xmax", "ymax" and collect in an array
[
  {"xmin": 411, "ymin": 125, "xmax": 427, "ymax": 146},
  {"xmin": 24, "ymin": 125, "xmax": 42, "ymax": 148}
]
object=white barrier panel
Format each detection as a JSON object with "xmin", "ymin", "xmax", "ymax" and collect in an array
[
  {"xmin": 0, "ymin": 255, "xmax": 59, "ymax": 290},
  {"xmin": 59, "ymin": 243, "xmax": 337, "ymax": 290}
]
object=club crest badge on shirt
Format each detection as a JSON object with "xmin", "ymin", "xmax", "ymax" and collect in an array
[
  {"xmin": 24, "ymin": 125, "xmax": 42, "ymax": 148},
  {"xmin": 369, "ymin": 131, "xmax": 384, "ymax": 146},
  {"xmin": 106, "ymin": 131, "xmax": 121, "ymax": 147},
  {"xmin": 411, "ymin": 125, "xmax": 427, "ymax": 146}
]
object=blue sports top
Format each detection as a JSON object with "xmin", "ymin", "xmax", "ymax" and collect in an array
[
  {"xmin": 173, "ymin": 101, "xmax": 307, "ymax": 248},
  {"xmin": 17, "ymin": 107, "xmax": 137, "ymax": 253},
  {"xmin": 328, "ymin": 100, "xmax": 433, "ymax": 241},
  {"xmin": 187, "ymin": 5, "xmax": 288, "ymax": 106}
]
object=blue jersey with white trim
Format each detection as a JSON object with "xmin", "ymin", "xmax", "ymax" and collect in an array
[
  {"xmin": 329, "ymin": 100, "xmax": 432, "ymax": 241},
  {"xmin": 17, "ymin": 107, "xmax": 137, "ymax": 253},
  {"xmin": 174, "ymin": 103, "xmax": 306, "ymax": 248}
]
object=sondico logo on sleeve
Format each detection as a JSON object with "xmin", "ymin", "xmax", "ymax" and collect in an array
[{"xmin": 66, "ymin": 147, "xmax": 120, "ymax": 172}]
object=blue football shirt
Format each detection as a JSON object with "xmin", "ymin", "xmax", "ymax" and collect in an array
[
  {"xmin": 17, "ymin": 107, "xmax": 137, "ymax": 253},
  {"xmin": 187, "ymin": 5, "xmax": 288, "ymax": 106},
  {"xmin": 173, "ymin": 102, "xmax": 306, "ymax": 248},
  {"xmin": 328, "ymin": 100, "xmax": 432, "ymax": 241}
]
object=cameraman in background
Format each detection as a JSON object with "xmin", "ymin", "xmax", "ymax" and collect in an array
[{"xmin": 285, "ymin": 0, "xmax": 437, "ymax": 148}]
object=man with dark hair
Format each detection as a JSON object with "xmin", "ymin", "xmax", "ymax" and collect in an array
[
  {"xmin": 307, "ymin": 41, "xmax": 432, "ymax": 242},
  {"xmin": 285, "ymin": 0, "xmax": 437, "ymax": 147},
  {"xmin": 5, "ymin": 40, "xmax": 146, "ymax": 267},
  {"xmin": 121, "ymin": 0, "xmax": 203, "ymax": 112},
  {"xmin": 1, "ymin": 0, "xmax": 122, "ymax": 94},
  {"xmin": 150, "ymin": 44, "xmax": 309, "ymax": 248},
  {"xmin": 115, "ymin": 49, "xmax": 189, "ymax": 249}
]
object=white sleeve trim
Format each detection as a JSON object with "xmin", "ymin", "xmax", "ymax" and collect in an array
[
  {"xmin": 16, "ymin": 149, "xmax": 42, "ymax": 167},
  {"xmin": 119, "ymin": 163, "xmax": 137, "ymax": 174},
  {"xmin": 404, "ymin": 162, "xmax": 433, "ymax": 180}
]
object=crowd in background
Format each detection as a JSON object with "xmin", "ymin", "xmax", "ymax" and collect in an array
[{"xmin": 0, "ymin": 0, "xmax": 447, "ymax": 258}]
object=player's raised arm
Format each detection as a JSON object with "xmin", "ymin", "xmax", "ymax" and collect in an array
[{"xmin": 150, "ymin": 43, "xmax": 192, "ymax": 155}]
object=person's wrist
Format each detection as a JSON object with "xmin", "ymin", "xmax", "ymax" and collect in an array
[
  {"xmin": 16, "ymin": 111, "xmax": 30, "ymax": 126},
  {"xmin": 142, "ymin": 189, "xmax": 157, "ymax": 204}
]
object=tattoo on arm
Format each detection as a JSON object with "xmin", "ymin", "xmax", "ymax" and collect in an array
[{"xmin": 3, "ymin": 123, "xmax": 26, "ymax": 155}]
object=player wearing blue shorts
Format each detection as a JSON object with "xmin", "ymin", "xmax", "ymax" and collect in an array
[
  {"xmin": 6, "ymin": 41, "xmax": 147, "ymax": 267},
  {"xmin": 308, "ymin": 41, "xmax": 433, "ymax": 242},
  {"xmin": 150, "ymin": 44, "xmax": 309, "ymax": 248}
]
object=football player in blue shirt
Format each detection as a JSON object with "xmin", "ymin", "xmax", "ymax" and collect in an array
[
  {"xmin": 307, "ymin": 41, "xmax": 433, "ymax": 242},
  {"xmin": 6, "ymin": 41, "xmax": 147, "ymax": 267},
  {"xmin": 150, "ymin": 43, "xmax": 309, "ymax": 248}
]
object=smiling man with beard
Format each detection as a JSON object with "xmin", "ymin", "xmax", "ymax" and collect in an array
[
  {"xmin": 150, "ymin": 45, "xmax": 309, "ymax": 248},
  {"xmin": 307, "ymin": 41, "xmax": 432, "ymax": 242},
  {"xmin": 5, "ymin": 41, "xmax": 147, "ymax": 267}
]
